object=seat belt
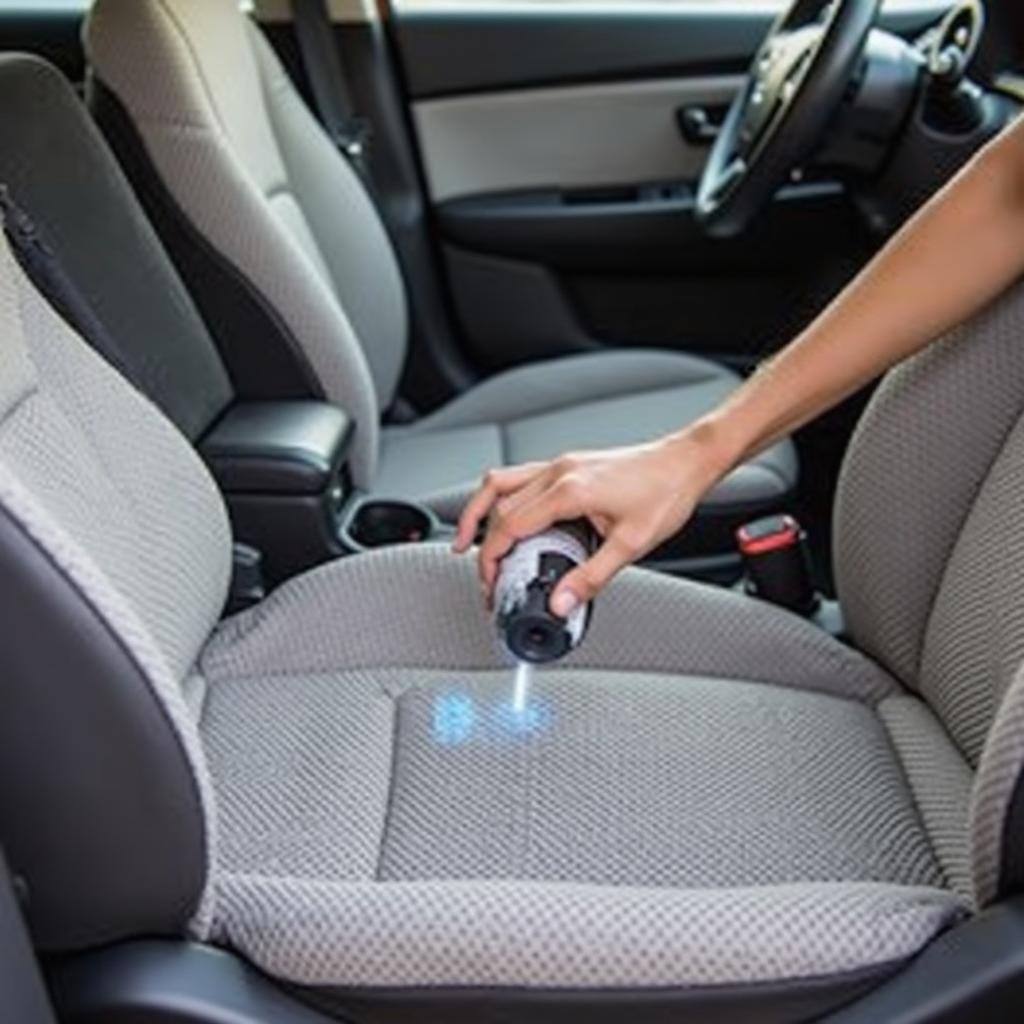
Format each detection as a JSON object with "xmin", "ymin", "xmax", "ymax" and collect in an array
[
  {"xmin": 0, "ymin": 184, "xmax": 138, "ymax": 387},
  {"xmin": 291, "ymin": 0, "xmax": 371, "ymax": 176}
]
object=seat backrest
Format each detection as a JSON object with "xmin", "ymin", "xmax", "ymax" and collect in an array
[
  {"xmin": 0, "ymin": 227, "xmax": 226, "ymax": 951},
  {"xmin": 0, "ymin": 53, "xmax": 234, "ymax": 441},
  {"xmin": 84, "ymin": 0, "xmax": 409, "ymax": 488},
  {"xmin": 835, "ymin": 281, "xmax": 1024, "ymax": 904}
]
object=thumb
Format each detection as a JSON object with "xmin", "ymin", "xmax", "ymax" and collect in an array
[{"xmin": 550, "ymin": 534, "xmax": 632, "ymax": 616}]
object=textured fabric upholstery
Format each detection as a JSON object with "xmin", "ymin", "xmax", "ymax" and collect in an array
[
  {"xmin": 376, "ymin": 423, "xmax": 504, "ymax": 519},
  {"xmin": 8, "ymin": 7, "xmax": 1024, "ymax": 1000},
  {"xmin": 836, "ymin": 283, "xmax": 1024, "ymax": 774},
  {"xmin": 973, "ymin": 660, "xmax": 1024, "ymax": 904},
  {"xmin": 835, "ymin": 285, "xmax": 1024, "ymax": 693},
  {"xmin": 202, "ymin": 545, "xmax": 894, "ymax": 704},
  {"xmin": 213, "ymin": 875, "xmax": 959, "ymax": 991},
  {"xmin": 378, "ymin": 351, "xmax": 798, "ymax": 519},
  {"xmin": 86, "ymin": 0, "xmax": 798, "ymax": 520},
  {"xmin": 250, "ymin": 28, "xmax": 408, "ymax": 407},
  {"xmin": 1, "ymin": 215, "xmax": 1020, "ymax": 1005},
  {"xmin": 878, "ymin": 697, "xmax": 975, "ymax": 902},
  {"xmin": 920, "ymin": 408, "xmax": 1024, "ymax": 766},
  {"xmin": 199, "ymin": 548, "xmax": 967, "ymax": 991},
  {"xmin": 0, "ymin": 54, "xmax": 233, "ymax": 441},
  {"xmin": 0, "ymin": 243, "xmax": 231, "ymax": 685},
  {"xmin": 84, "ymin": 0, "xmax": 383, "ymax": 485},
  {"xmin": 836, "ymin": 282, "xmax": 1024, "ymax": 904},
  {"xmin": 0, "ymin": 233, "xmax": 227, "ymax": 933},
  {"xmin": 380, "ymin": 671, "xmax": 939, "ymax": 888},
  {"xmin": 411, "ymin": 349, "xmax": 746, "ymax": 430}
]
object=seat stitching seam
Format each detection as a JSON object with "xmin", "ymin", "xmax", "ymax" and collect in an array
[
  {"xmin": 0, "ymin": 380, "xmax": 38, "ymax": 428},
  {"xmin": 373, "ymin": 690, "xmax": 403, "ymax": 882},
  {"xmin": 199, "ymin": 662, "xmax": 883, "ymax": 706},
  {"xmin": 876, "ymin": 698, "xmax": 964, "ymax": 897},
  {"xmin": 880, "ymin": 712, "xmax": 943, "ymax": 879},
  {"xmin": 917, "ymin": 408, "xmax": 1024, "ymax": 663}
]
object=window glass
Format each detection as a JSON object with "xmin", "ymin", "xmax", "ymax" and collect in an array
[{"xmin": 0, "ymin": 1, "xmax": 89, "ymax": 9}]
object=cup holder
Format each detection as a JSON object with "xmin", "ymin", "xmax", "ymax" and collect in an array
[{"xmin": 339, "ymin": 497, "xmax": 448, "ymax": 552}]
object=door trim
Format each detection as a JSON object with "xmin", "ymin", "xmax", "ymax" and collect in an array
[{"xmin": 415, "ymin": 75, "xmax": 743, "ymax": 202}]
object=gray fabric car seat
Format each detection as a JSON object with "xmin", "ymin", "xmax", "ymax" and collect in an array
[
  {"xmin": 5, "ymin": 199, "xmax": 1024, "ymax": 1020},
  {"xmin": 82, "ymin": 0, "xmax": 798, "ymax": 522}
]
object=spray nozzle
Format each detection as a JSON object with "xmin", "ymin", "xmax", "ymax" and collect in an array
[{"xmin": 494, "ymin": 521, "xmax": 595, "ymax": 664}]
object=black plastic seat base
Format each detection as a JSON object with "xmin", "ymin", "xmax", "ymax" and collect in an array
[{"xmin": 48, "ymin": 941, "xmax": 334, "ymax": 1024}]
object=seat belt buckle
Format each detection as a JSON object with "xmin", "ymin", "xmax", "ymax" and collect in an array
[
  {"xmin": 227, "ymin": 542, "xmax": 266, "ymax": 615},
  {"xmin": 737, "ymin": 514, "xmax": 819, "ymax": 616}
]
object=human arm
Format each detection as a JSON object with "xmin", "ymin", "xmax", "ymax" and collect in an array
[{"xmin": 454, "ymin": 114, "xmax": 1024, "ymax": 615}]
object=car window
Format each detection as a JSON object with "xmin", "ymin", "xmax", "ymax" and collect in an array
[{"xmin": 0, "ymin": 0, "xmax": 90, "ymax": 9}]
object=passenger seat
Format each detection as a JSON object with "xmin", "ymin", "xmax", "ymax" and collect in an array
[
  {"xmin": 5, "ymin": 175, "xmax": 1024, "ymax": 1019},
  {"xmin": 83, "ymin": 0, "xmax": 797, "ymax": 528}
]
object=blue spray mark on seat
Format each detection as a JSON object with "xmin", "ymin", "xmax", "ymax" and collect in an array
[
  {"xmin": 492, "ymin": 696, "xmax": 552, "ymax": 738},
  {"xmin": 432, "ymin": 692, "xmax": 477, "ymax": 746},
  {"xmin": 431, "ymin": 679, "xmax": 555, "ymax": 749}
]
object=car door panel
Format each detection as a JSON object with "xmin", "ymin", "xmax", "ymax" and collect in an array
[
  {"xmin": 438, "ymin": 179, "xmax": 865, "ymax": 369},
  {"xmin": 392, "ymin": 1, "xmax": 948, "ymax": 374},
  {"xmin": 414, "ymin": 75, "xmax": 742, "ymax": 203}
]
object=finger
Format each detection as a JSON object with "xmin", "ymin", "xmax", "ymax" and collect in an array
[
  {"xmin": 550, "ymin": 531, "xmax": 638, "ymax": 616},
  {"xmin": 452, "ymin": 463, "xmax": 544, "ymax": 552},
  {"xmin": 487, "ymin": 470, "xmax": 555, "ymax": 546},
  {"xmin": 476, "ymin": 474, "xmax": 553, "ymax": 592},
  {"xmin": 478, "ymin": 478, "xmax": 584, "ymax": 591},
  {"xmin": 475, "ymin": 470, "xmax": 557, "ymax": 588}
]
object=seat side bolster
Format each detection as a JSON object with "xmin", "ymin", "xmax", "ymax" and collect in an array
[
  {"xmin": 878, "ymin": 696, "xmax": 975, "ymax": 903},
  {"xmin": 0, "ymin": 505, "xmax": 209, "ymax": 951},
  {"xmin": 214, "ymin": 873, "xmax": 965, "ymax": 992}
]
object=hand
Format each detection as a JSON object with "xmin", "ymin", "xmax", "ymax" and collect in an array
[{"xmin": 452, "ymin": 428, "xmax": 732, "ymax": 615}]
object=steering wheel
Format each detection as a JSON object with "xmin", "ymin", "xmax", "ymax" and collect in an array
[{"xmin": 696, "ymin": 0, "xmax": 879, "ymax": 238}]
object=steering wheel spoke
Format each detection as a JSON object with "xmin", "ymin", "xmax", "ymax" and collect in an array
[{"xmin": 708, "ymin": 156, "xmax": 749, "ymax": 207}]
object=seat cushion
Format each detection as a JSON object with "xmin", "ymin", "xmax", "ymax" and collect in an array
[
  {"xmin": 198, "ymin": 547, "xmax": 968, "ymax": 1010},
  {"xmin": 377, "ymin": 350, "xmax": 797, "ymax": 521}
]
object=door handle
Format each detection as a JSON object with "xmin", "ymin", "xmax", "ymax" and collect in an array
[{"xmin": 678, "ymin": 106, "xmax": 723, "ymax": 146}]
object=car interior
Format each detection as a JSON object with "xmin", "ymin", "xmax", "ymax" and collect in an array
[{"xmin": 2, "ymin": 0, "xmax": 1024, "ymax": 1021}]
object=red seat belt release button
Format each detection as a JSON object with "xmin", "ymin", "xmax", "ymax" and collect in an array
[{"xmin": 736, "ymin": 514, "xmax": 818, "ymax": 615}]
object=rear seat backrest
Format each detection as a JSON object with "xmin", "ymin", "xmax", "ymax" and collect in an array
[{"xmin": 85, "ymin": 0, "xmax": 410, "ymax": 487}]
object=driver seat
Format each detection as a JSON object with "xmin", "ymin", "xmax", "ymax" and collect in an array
[{"xmin": 83, "ymin": 0, "xmax": 797, "ymax": 523}]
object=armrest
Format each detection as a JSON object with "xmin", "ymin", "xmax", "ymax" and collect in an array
[{"xmin": 199, "ymin": 401, "xmax": 355, "ymax": 496}]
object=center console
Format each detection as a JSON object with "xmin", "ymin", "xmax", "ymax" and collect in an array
[
  {"xmin": 200, "ymin": 401, "xmax": 354, "ymax": 584},
  {"xmin": 199, "ymin": 401, "xmax": 453, "ymax": 585}
]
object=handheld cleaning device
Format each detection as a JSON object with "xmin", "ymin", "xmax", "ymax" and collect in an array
[{"xmin": 495, "ymin": 520, "xmax": 595, "ymax": 663}]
